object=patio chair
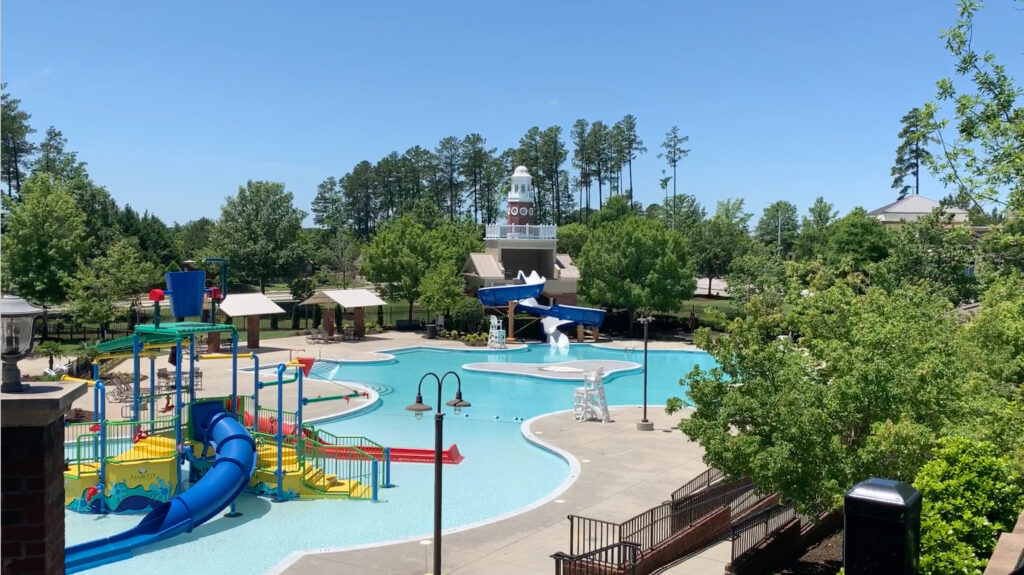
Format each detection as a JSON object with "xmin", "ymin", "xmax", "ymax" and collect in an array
[{"xmin": 157, "ymin": 368, "xmax": 171, "ymax": 389}]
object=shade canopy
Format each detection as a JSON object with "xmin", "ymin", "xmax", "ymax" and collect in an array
[
  {"xmin": 218, "ymin": 293, "xmax": 286, "ymax": 317},
  {"xmin": 300, "ymin": 289, "xmax": 387, "ymax": 308}
]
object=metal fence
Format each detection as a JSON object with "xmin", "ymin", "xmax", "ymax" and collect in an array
[
  {"xmin": 729, "ymin": 504, "xmax": 797, "ymax": 561},
  {"xmin": 671, "ymin": 467, "xmax": 725, "ymax": 501},
  {"xmin": 552, "ymin": 541, "xmax": 643, "ymax": 575}
]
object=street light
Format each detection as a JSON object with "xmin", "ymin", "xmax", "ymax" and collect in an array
[
  {"xmin": 2, "ymin": 294, "xmax": 43, "ymax": 393},
  {"xmin": 405, "ymin": 370, "xmax": 471, "ymax": 575},
  {"xmin": 636, "ymin": 312, "xmax": 654, "ymax": 431}
]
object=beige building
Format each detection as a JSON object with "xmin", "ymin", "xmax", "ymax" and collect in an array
[
  {"xmin": 462, "ymin": 166, "xmax": 581, "ymax": 305},
  {"xmin": 868, "ymin": 195, "xmax": 969, "ymax": 227}
]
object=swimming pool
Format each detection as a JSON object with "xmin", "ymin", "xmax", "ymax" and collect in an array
[{"xmin": 64, "ymin": 344, "xmax": 715, "ymax": 574}]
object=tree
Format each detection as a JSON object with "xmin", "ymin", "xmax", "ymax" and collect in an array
[
  {"xmin": 172, "ymin": 217, "xmax": 216, "ymax": 260},
  {"xmin": 726, "ymin": 243, "xmax": 788, "ymax": 307},
  {"xmin": 794, "ymin": 197, "xmax": 837, "ymax": 261},
  {"xmin": 578, "ymin": 216, "xmax": 695, "ymax": 331},
  {"xmin": 663, "ymin": 194, "xmax": 705, "ymax": 234},
  {"xmin": 435, "ymin": 136, "xmax": 463, "ymax": 221},
  {"xmin": 211, "ymin": 180, "xmax": 306, "ymax": 292},
  {"xmin": 891, "ymin": 107, "xmax": 937, "ymax": 199},
  {"xmin": 692, "ymin": 199, "xmax": 752, "ymax": 295},
  {"xmin": 311, "ymin": 176, "xmax": 345, "ymax": 232},
  {"xmin": 31, "ymin": 126, "xmax": 88, "ymax": 183},
  {"xmin": 975, "ymin": 217, "xmax": 1024, "ymax": 280},
  {"xmin": 587, "ymin": 121, "xmax": 611, "ymax": 210},
  {"xmin": 571, "ymin": 119, "xmax": 592, "ymax": 223},
  {"xmin": 753, "ymin": 201, "xmax": 799, "ymax": 258},
  {"xmin": 913, "ymin": 437, "xmax": 1024, "ymax": 575},
  {"xmin": 316, "ymin": 229, "xmax": 361, "ymax": 286},
  {"xmin": 658, "ymin": 126, "xmax": 690, "ymax": 206},
  {"xmin": 919, "ymin": 1, "xmax": 1023, "ymax": 212},
  {"xmin": 557, "ymin": 223, "xmax": 589, "ymax": 259},
  {"xmin": 678, "ymin": 284, "xmax": 982, "ymax": 514},
  {"xmin": 615, "ymin": 114, "xmax": 645, "ymax": 206},
  {"xmin": 419, "ymin": 265, "xmax": 466, "ymax": 316},
  {"xmin": 872, "ymin": 211, "xmax": 978, "ymax": 305},
  {"xmin": 537, "ymin": 126, "xmax": 568, "ymax": 224},
  {"xmin": 33, "ymin": 341, "xmax": 66, "ymax": 371},
  {"xmin": 460, "ymin": 134, "xmax": 494, "ymax": 223},
  {"xmin": 0, "ymin": 174, "xmax": 88, "ymax": 304},
  {"xmin": 341, "ymin": 161, "xmax": 378, "ymax": 239},
  {"xmin": 66, "ymin": 238, "xmax": 160, "ymax": 338},
  {"xmin": 588, "ymin": 195, "xmax": 633, "ymax": 228},
  {"xmin": 822, "ymin": 207, "xmax": 890, "ymax": 274},
  {"xmin": 1, "ymin": 83, "xmax": 36, "ymax": 198}
]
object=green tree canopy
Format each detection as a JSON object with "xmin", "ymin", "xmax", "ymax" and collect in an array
[
  {"xmin": 794, "ymin": 197, "xmax": 837, "ymax": 261},
  {"xmin": 578, "ymin": 216, "xmax": 695, "ymax": 322},
  {"xmin": 1, "ymin": 83, "xmax": 36, "ymax": 198},
  {"xmin": 211, "ymin": 180, "xmax": 306, "ymax": 292},
  {"xmin": 1, "ymin": 174, "xmax": 88, "ymax": 304},
  {"xmin": 679, "ymin": 284, "xmax": 983, "ymax": 514},
  {"xmin": 753, "ymin": 201, "xmax": 799, "ymax": 258},
  {"xmin": 692, "ymin": 199, "xmax": 752, "ymax": 295},
  {"xmin": 891, "ymin": 107, "xmax": 937, "ymax": 200},
  {"xmin": 822, "ymin": 207, "xmax": 890, "ymax": 274},
  {"xmin": 66, "ymin": 238, "xmax": 160, "ymax": 336},
  {"xmin": 557, "ymin": 223, "xmax": 589, "ymax": 259}
]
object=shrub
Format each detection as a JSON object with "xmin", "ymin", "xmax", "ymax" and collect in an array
[
  {"xmin": 451, "ymin": 298, "xmax": 484, "ymax": 333},
  {"xmin": 913, "ymin": 437, "xmax": 1024, "ymax": 574}
]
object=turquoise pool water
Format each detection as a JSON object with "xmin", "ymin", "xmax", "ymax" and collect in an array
[{"xmin": 64, "ymin": 344, "xmax": 715, "ymax": 574}]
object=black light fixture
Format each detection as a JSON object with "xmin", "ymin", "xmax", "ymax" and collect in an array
[
  {"xmin": 406, "ymin": 370, "xmax": 471, "ymax": 575},
  {"xmin": 2, "ymin": 294, "xmax": 43, "ymax": 393},
  {"xmin": 636, "ymin": 311, "xmax": 654, "ymax": 431}
]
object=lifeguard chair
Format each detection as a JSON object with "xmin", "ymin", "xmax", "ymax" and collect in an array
[
  {"xmin": 488, "ymin": 315, "xmax": 507, "ymax": 349},
  {"xmin": 573, "ymin": 368, "xmax": 609, "ymax": 423}
]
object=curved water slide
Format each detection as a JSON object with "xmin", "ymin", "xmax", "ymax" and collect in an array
[
  {"xmin": 476, "ymin": 271, "xmax": 606, "ymax": 346},
  {"xmin": 65, "ymin": 404, "xmax": 257, "ymax": 573}
]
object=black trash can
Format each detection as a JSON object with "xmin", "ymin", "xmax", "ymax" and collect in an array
[
  {"xmin": 426, "ymin": 324, "xmax": 437, "ymax": 339},
  {"xmin": 844, "ymin": 477, "xmax": 921, "ymax": 575}
]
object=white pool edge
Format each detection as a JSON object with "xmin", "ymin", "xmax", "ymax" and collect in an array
[{"xmin": 264, "ymin": 408, "xmax": 582, "ymax": 575}]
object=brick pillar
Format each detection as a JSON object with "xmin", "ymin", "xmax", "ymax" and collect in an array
[
  {"xmin": 207, "ymin": 331, "xmax": 221, "ymax": 353},
  {"xmin": 353, "ymin": 307, "xmax": 365, "ymax": 339},
  {"xmin": 246, "ymin": 315, "xmax": 260, "ymax": 349},
  {"xmin": 2, "ymin": 382, "xmax": 88, "ymax": 575},
  {"xmin": 506, "ymin": 300, "xmax": 516, "ymax": 342},
  {"xmin": 323, "ymin": 309, "xmax": 335, "ymax": 339}
]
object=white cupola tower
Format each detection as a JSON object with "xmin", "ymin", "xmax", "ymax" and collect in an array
[{"xmin": 507, "ymin": 165, "xmax": 535, "ymax": 225}]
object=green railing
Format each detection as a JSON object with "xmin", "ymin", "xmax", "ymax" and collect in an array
[
  {"xmin": 64, "ymin": 422, "xmax": 102, "ymax": 478},
  {"xmin": 256, "ymin": 407, "xmax": 298, "ymax": 434},
  {"xmin": 103, "ymin": 417, "xmax": 179, "ymax": 463},
  {"xmin": 300, "ymin": 435, "xmax": 378, "ymax": 500},
  {"xmin": 302, "ymin": 426, "xmax": 383, "ymax": 451}
]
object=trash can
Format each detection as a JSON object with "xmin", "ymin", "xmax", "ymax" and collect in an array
[
  {"xmin": 426, "ymin": 324, "xmax": 437, "ymax": 339},
  {"xmin": 844, "ymin": 477, "xmax": 921, "ymax": 575}
]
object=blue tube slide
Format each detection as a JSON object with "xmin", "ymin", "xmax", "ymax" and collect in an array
[
  {"xmin": 515, "ymin": 297, "xmax": 607, "ymax": 327},
  {"xmin": 65, "ymin": 403, "xmax": 256, "ymax": 573}
]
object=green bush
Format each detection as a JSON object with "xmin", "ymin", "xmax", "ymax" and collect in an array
[
  {"xmin": 451, "ymin": 298, "xmax": 484, "ymax": 333},
  {"xmin": 913, "ymin": 437, "xmax": 1024, "ymax": 574}
]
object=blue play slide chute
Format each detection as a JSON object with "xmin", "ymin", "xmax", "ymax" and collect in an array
[
  {"xmin": 515, "ymin": 298, "xmax": 606, "ymax": 327},
  {"xmin": 477, "ymin": 281, "xmax": 544, "ymax": 307},
  {"xmin": 65, "ymin": 402, "xmax": 256, "ymax": 573}
]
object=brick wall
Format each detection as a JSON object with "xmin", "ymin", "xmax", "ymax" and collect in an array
[
  {"xmin": 726, "ymin": 511, "xmax": 843, "ymax": 575},
  {"xmin": 1, "ymin": 417, "xmax": 66, "ymax": 575}
]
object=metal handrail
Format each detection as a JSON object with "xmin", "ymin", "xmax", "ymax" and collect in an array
[{"xmin": 552, "ymin": 541, "xmax": 643, "ymax": 575}]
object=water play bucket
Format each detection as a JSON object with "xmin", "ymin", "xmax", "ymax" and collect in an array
[
  {"xmin": 296, "ymin": 357, "xmax": 315, "ymax": 377},
  {"xmin": 164, "ymin": 271, "xmax": 206, "ymax": 317}
]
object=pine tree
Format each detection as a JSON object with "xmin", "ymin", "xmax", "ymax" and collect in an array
[{"xmin": 891, "ymin": 107, "xmax": 936, "ymax": 200}]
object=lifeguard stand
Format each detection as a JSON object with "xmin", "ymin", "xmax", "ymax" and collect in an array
[
  {"xmin": 488, "ymin": 315, "xmax": 507, "ymax": 349},
  {"xmin": 574, "ymin": 368, "xmax": 609, "ymax": 423}
]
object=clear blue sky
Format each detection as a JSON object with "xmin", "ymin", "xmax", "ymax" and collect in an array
[{"xmin": 3, "ymin": 1, "xmax": 1022, "ymax": 227}]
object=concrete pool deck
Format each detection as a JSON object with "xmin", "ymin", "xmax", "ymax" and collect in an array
[{"xmin": 32, "ymin": 331, "xmax": 723, "ymax": 574}]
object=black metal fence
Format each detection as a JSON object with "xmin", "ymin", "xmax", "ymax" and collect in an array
[
  {"xmin": 552, "ymin": 542, "xmax": 643, "ymax": 575},
  {"xmin": 567, "ymin": 479, "xmax": 756, "ymax": 557},
  {"xmin": 729, "ymin": 504, "xmax": 797, "ymax": 561},
  {"xmin": 671, "ymin": 467, "xmax": 725, "ymax": 501}
]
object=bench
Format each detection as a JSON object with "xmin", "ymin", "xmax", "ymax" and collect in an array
[{"xmin": 394, "ymin": 320, "xmax": 423, "ymax": 331}]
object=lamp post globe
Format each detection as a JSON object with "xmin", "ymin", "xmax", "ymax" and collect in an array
[{"xmin": 1, "ymin": 294, "xmax": 43, "ymax": 393}]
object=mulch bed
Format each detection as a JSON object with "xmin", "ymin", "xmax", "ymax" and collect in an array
[{"xmin": 771, "ymin": 530, "xmax": 843, "ymax": 574}]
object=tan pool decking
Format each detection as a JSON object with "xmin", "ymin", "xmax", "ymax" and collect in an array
[{"xmin": 32, "ymin": 332, "xmax": 722, "ymax": 574}]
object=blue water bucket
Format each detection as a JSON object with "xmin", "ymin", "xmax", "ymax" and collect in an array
[{"xmin": 165, "ymin": 271, "xmax": 206, "ymax": 317}]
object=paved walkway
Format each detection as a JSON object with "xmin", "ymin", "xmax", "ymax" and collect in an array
[{"xmin": 28, "ymin": 331, "xmax": 726, "ymax": 574}]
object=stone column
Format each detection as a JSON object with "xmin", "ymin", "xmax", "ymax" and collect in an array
[
  {"xmin": 323, "ymin": 309, "xmax": 335, "ymax": 339},
  {"xmin": 246, "ymin": 315, "xmax": 261, "ymax": 349},
  {"xmin": 2, "ymin": 382, "xmax": 87, "ymax": 575},
  {"xmin": 353, "ymin": 307, "xmax": 365, "ymax": 339}
]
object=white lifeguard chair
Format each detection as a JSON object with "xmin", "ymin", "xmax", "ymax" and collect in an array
[
  {"xmin": 574, "ymin": 368, "xmax": 610, "ymax": 423},
  {"xmin": 488, "ymin": 315, "xmax": 507, "ymax": 349}
]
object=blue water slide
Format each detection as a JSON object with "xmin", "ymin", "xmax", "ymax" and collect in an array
[
  {"xmin": 515, "ymin": 298, "xmax": 606, "ymax": 327},
  {"xmin": 477, "ymin": 281, "xmax": 544, "ymax": 306},
  {"xmin": 65, "ymin": 403, "xmax": 256, "ymax": 573}
]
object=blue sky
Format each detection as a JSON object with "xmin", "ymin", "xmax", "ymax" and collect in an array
[{"xmin": 3, "ymin": 1, "xmax": 1022, "ymax": 227}]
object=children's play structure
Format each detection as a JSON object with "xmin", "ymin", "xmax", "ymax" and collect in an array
[
  {"xmin": 60, "ymin": 267, "xmax": 461, "ymax": 573},
  {"xmin": 477, "ymin": 270, "xmax": 606, "ymax": 348}
]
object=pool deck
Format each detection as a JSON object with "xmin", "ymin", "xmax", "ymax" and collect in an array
[{"xmin": 31, "ymin": 331, "xmax": 725, "ymax": 574}]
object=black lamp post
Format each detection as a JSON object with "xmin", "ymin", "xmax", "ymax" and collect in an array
[
  {"xmin": 636, "ymin": 313, "xmax": 654, "ymax": 431},
  {"xmin": 1, "ymin": 294, "xmax": 43, "ymax": 393},
  {"xmin": 406, "ymin": 370, "xmax": 471, "ymax": 575}
]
